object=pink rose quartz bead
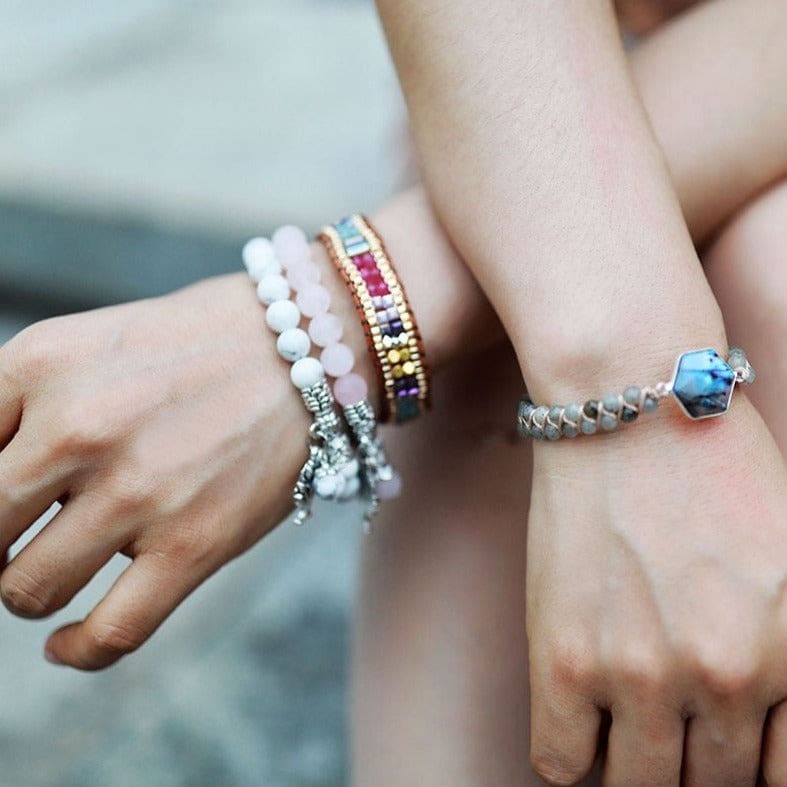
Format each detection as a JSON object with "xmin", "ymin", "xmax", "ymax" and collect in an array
[
  {"xmin": 320, "ymin": 343, "xmax": 355, "ymax": 378},
  {"xmin": 272, "ymin": 226, "xmax": 310, "ymax": 268},
  {"xmin": 296, "ymin": 283, "xmax": 331, "ymax": 318},
  {"xmin": 308, "ymin": 313, "xmax": 343, "ymax": 347},
  {"xmin": 287, "ymin": 261, "xmax": 321, "ymax": 291},
  {"xmin": 334, "ymin": 373, "xmax": 368, "ymax": 407},
  {"xmin": 375, "ymin": 472, "xmax": 402, "ymax": 500}
]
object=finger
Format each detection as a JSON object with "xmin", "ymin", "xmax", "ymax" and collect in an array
[
  {"xmin": 762, "ymin": 701, "xmax": 787, "ymax": 786},
  {"xmin": 0, "ymin": 430, "xmax": 71, "ymax": 554},
  {"xmin": 0, "ymin": 493, "xmax": 127, "ymax": 619},
  {"xmin": 683, "ymin": 709, "xmax": 764, "ymax": 786},
  {"xmin": 0, "ymin": 364, "xmax": 22, "ymax": 447},
  {"xmin": 529, "ymin": 653, "xmax": 602, "ymax": 785},
  {"xmin": 44, "ymin": 551, "xmax": 210, "ymax": 670},
  {"xmin": 603, "ymin": 703, "xmax": 684, "ymax": 786}
]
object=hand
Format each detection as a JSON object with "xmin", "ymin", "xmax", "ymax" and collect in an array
[
  {"xmin": 526, "ymin": 399, "xmax": 787, "ymax": 785},
  {"xmin": 0, "ymin": 273, "xmax": 307, "ymax": 669}
]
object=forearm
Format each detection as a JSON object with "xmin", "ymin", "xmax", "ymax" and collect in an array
[
  {"xmin": 321, "ymin": 0, "xmax": 787, "ymax": 406},
  {"xmin": 375, "ymin": 0, "xmax": 725, "ymax": 401}
]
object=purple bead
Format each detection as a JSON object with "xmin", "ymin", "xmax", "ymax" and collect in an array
[
  {"xmin": 376, "ymin": 310, "xmax": 389, "ymax": 324},
  {"xmin": 390, "ymin": 320, "xmax": 403, "ymax": 333}
]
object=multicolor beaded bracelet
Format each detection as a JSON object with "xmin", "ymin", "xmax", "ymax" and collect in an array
[
  {"xmin": 243, "ymin": 226, "xmax": 399, "ymax": 528},
  {"xmin": 518, "ymin": 347, "xmax": 755, "ymax": 441},
  {"xmin": 318, "ymin": 215, "xmax": 430, "ymax": 423}
]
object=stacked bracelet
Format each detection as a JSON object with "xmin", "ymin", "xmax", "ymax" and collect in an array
[
  {"xmin": 243, "ymin": 226, "xmax": 399, "ymax": 528},
  {"xmin": 318, "ymin": 215, "xmax": 430, "ymax": 423},
  {"xmin": 518, "ymin": 347, "xmax": 755, "ymax": 441}
]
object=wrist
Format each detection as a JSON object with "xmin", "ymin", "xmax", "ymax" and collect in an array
[{"xmin": 512, "ymin": 271, "xmax": 728, "ymax": 404}]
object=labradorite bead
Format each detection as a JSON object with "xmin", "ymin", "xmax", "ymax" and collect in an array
[
  {"xmin": 548, "ymin": 405, "xmax": 564, "ymax": 424},
  {"xmin": 671, "ymin": 349, "xmax": 734, "ymax": 418},
  {"xmin": 602, "ymin": 393, "xmax": 621, "ymax": 413},
  {"xmin": 518, "ymin": 398, "xmax": 534, "ymax": 422},
  {"xmin": 545, "ymin": 424, "xmax": 561, "ymax": 440},
  {"xmin": 530, "ymin": 425, "xmax": 545, "ymax": 440},
  {"xmin": 600, "ymin": 414, "xmax": 618, "ymax": 431},
  {"xmin": 642, "ymin": 395, "xmax": 659, "ymax": 413},
  {"xmin": 580, "ymin": 419, "xmax": 597, "ymax": 435},
  {"xmin": 532, "ymin": 406, "xmax": 549, "ymax": 426},
  {"xmin": 562, "ymin": 423, "xmax": 579, "ymax": 438},
  {"xmin": 620, "ymin": 406, "xmax": 638, "ymax": 423},
  {"xmin": 623, "ymin": 386, "xmax": 641, "ymax": 407},
  {"xmin": 564, "ymin": 403, "xmax": 582, "ymax": 423},
  {"xmin": 582, "ymin": 400, "xmax": 599, "ymax": 420}
]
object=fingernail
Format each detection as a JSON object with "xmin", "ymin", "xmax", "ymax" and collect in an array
[{"xmin": 44, "ymin": 647, "xmax": 64, "ymax": 666}]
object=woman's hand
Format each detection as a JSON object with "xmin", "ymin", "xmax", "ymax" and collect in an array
[
  {"xmin": 0, "ymin": 273, "xmax": 307, "ymax": 670},
  {"xmin": 526, "ymin": 400, "xmax": 787, "ymax": 785}
]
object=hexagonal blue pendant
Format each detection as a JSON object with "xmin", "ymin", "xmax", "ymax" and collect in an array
[{"xmin": 670, "ymin": 349, "xmax": 735, "ymax": 419}]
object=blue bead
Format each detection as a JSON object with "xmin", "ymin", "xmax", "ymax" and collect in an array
[{"xmin": 671, "ymin": 349, "xmax": 735, "ymax": 419}]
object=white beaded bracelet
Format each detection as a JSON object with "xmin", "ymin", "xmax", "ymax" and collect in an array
[{"xmin": 243, "ymin": 226, "xmax": 399, "ymax": 528}]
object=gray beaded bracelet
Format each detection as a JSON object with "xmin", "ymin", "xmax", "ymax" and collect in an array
[{"xmin": 518, "ymin": 347, "xmax": 755, "ymax": 441}]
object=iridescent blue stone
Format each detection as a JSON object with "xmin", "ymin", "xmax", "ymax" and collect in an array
[{"xmin": 671, "ymin": 349, "xmax": 735, "ymax": 419}]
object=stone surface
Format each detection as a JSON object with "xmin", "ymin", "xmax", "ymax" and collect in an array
[{"xmin": 671, "ymin": 349, "xmax": 735, "ymax": 419}]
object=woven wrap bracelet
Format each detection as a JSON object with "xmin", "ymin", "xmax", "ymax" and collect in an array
[
  {"xmin": 518, "ymin": 347, "xmax": 755, "ymax": 441},
  {"xmin": 318, "ymin": 215, "xmax": 431, "ymax": 423}
]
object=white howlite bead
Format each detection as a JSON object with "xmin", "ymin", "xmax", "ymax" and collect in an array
[
  {"xmin": 338, "ymin": 475, "xmax": 361, "ymax": 499},
  {"xmin": 257, "ymin": 274, "xmax": 290, "ymax": 305},
  {"xmin": 265, "ymin": 299, "xmax": 301, "ymax": 333},
  {"xmin": 242, "ymin": 237, "xmax": 280, "ymax": 281},
  {"xmin": 276, "ymin": 328, "xmax": 311, "ymax": 363},
  {"xmin": 315, "ymin": 473, "xmax": 344, "ymax": 499},
  {"xmin": 340, "ymin": 458, "xmax": 360, "ymax": 479},
  {"xmin": 290, "ymin": 357, "xmax": 324, "ymax": 389}
]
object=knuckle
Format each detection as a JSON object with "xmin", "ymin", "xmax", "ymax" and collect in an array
[
  {"xmin": 0, "ymin": 480, "xmax": 25, "ymax": 511},
  {"xmin": 688, "ymin": 644, "xmax": 759, "ymax": 697},
  {"xmin": 0, "ymin": 566, "xmax": 52, "ymax": 617},
  {"xmin": 105, "ymin": 469, "xmax": 181, "ymax": 523},
  {"xmin": 162, "ymin": 523, "xmax": 219, "ymax": 567},
  {"xmin": 6, "ymin": 320, "xmax": 62, "ymax": 376},
  {"xmin": 612, "ymin": 646, "xmax": 668, "ymax": 695},
  {"xmin": 549, "ymin": 635, "xmax": 598, "ymax": 689},
  {"xmin": 52, "ymin": 407, "xmax": 115, "ymax": 457},
  {"xmin": 86, "ymin": 619, "xmax": 147, "ymax": 659},
  {"xmin": 530, "ymin": 748, "xmax": 587, "ymax": 786}
]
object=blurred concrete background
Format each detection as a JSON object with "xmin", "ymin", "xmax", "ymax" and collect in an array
[{"xmin": 0, "ymin": 2, "xmax": 406, "ymax": 785}]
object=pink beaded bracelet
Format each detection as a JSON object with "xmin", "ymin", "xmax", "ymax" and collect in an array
[{"xmin": 243, "ymin": 226, "xmax": 402, "ymax": 524}]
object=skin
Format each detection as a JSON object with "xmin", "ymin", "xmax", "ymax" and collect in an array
[
  {"xmin": 372, "ymin": 0, "xmax": 787, "ymax": 784},
  {"xmin": 0, "ymin": 0, "xmax": 782, "ymax": 780}
]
